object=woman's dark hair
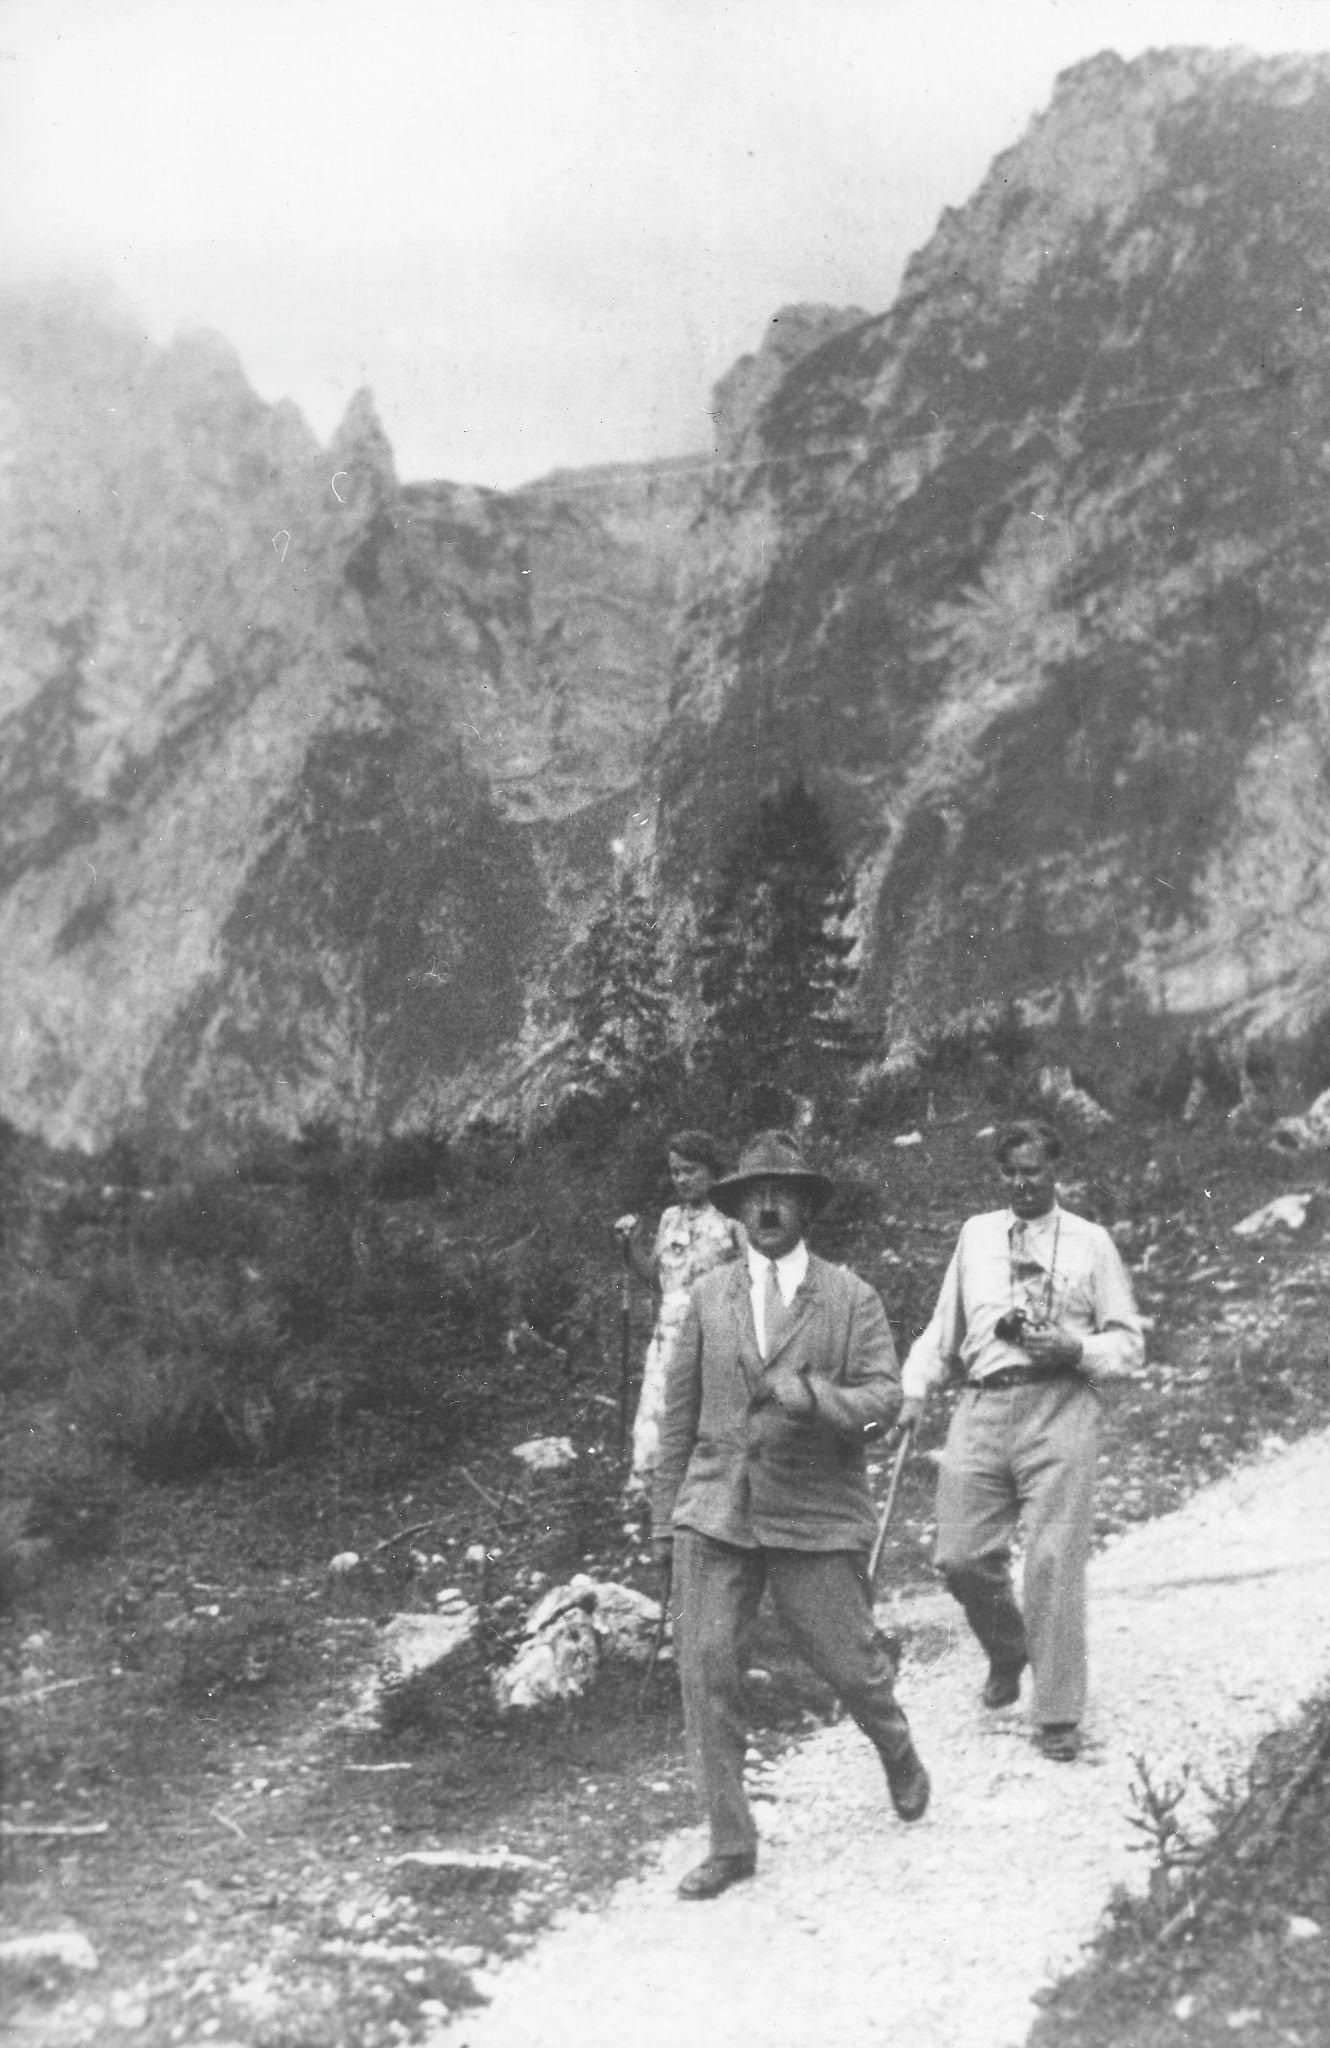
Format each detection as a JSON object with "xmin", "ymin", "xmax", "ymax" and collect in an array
[
  {"xmin": 992, "ymin": 1118, "xmax": 1063, "ymax": 1167},
  {"xmin": 667, "ymin": 1129, "xmax": 724, "ymax": 1176}
]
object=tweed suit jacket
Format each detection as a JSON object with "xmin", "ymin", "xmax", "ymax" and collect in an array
[{"xmin": 652, "ymin": 1252, "xmax": 902, "ymax": 1553}]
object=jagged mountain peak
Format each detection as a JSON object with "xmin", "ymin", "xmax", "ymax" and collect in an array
[
  {"xmin": 328, "ymin": 386, "xmax": 399, "ymax": 501},
  {"xmin": 657, "ymin": 42, "xmax": 1330, "ymax": 1044},
  {"xmin": 710, "ymin": 302, "xmax": 872, "ymax": 456},
  {"xmin": 0, "ymin": 279, "xmax": 696, "ymax": 1147},
  {"xmin": 905, "ymin": 44, "xmax": 1330, "ymax": 312}
]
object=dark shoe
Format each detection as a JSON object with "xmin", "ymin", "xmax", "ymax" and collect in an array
[
  {"xmin": 1036, "ymin": 1722, "xmax": 1081, "ymax": 1762},
  {"xmin": 884, "ymin": 1745, "xmax": 931, "ymax": 1823},
  {"xmin": 676, "ymin": 1851, "xmax": 757, "ymax": 1901},
  {"xmin": 981, "ymin": 1659, "xmax": 1026, "ymax": 1710}
]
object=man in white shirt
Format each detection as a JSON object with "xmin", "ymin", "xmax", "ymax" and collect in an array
[
  {"xmin": 900, "ymin": 1119, "xmax": 1143, "ymax": 1762},
  {"xmin": 653, "ymin": 1129, "xmax": 929, "ymax": 1899}
]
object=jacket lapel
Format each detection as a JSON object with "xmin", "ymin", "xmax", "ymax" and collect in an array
[{"xmin": 725, "ymin": 1262, "xmax": 765, "ymax": 1394}]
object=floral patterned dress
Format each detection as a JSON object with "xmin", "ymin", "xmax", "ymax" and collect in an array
[{"xmin": 629, "ymin": 1200, "xmax": 742, "ymax": 1490}]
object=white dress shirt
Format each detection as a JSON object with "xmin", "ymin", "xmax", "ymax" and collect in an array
[
  {"xmin": 746, "ymin": 1241, "xmax": 809, "ymax": 1357},
  {"xmin": 901, "ymin": 1202, "xmax": 1144, "ymax": 1397}
]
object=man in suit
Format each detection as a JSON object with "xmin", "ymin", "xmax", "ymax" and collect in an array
[{"xmin": 652, "ymin": 1129, "xmax": 930, "ymax": 1902}]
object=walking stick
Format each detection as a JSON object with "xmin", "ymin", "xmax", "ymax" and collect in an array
[
  {"xmin": 637, "ymin": 1552, "xmax": 673, "ymax": 1711},
  {"xmin": 868, "ymin": 1420, "xmax": 916, "ymax": 1590},
  {"xmin": 616, "ymin": 1239, "xmax": 634, "ymax": 1459}
]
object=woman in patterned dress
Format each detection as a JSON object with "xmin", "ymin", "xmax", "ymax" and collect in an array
[{"xmin": 614, "ymin": 1130, "xmax": 743, "ymax": 1497}]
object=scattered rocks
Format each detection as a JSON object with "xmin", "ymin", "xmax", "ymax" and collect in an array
[
  {"xmin": 491, "ymin": 1573, "xmax": 663, "ymax": 1711},
  {"xmin": 1036, "ymin": 1063, "xmax": 1113, "ymax": 1130},
  {"xmin": 1271, "ymin": 1087, "xmax": 1330, "ymax": 1152},
  {"xmin": 492, "ymin": 1598, "xmax": 598, "ymax": 1712},
  {"xmin": 0, "ymin": 1930, "xmax": 100, "ymax": 1979},
  {"xmin": 1232, "ymin": 1193, "xmax": 1315, "ymax": 1238},
  {"xmin": 340, "ymin": 1600, "xmax": 478, "ymax": 1731},
  {"xmin": 388, "ymin": 1849, "xmax": 540, "ymax": 1896},
  {"xmin": 510, "ymin": 1435, "xmax": 577, "ymax": 1473}
]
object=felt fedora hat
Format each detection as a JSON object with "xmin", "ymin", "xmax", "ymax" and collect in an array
[{"xmin": 708, "ymin": 1129, "xmax": 837, "ymax": 1220}]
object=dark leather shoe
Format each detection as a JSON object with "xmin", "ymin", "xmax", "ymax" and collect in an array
[
  {"xmin": 1036, "ymin": 1722, "xmax": 1081, "ymax": 1762},
  {"xmin": 981, "ymin": 1660, "xmax": 1026, "ymax": 1709},
  {"xmin": 677, "ymin": 1851, "xmax": 757, "ymax": 1901},
  {"xmin": 884, "ymin": 1745, "xmax": 931, "ymax": 1822}
]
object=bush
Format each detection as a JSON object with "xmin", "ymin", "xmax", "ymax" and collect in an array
[
  {"xmin": 849, "ymin": 1052, "xmax": 927, "ymax": 1133},
  {"xmin": 21, "ymin": 1450, "xmax": 121, "ymax": 1562},
  {"xmin": 369, "ymin": 1127, "xmax": 451, "ymax": 1200},
  {"xmin": 1297, "ymin": 1008, "xmax": 1330, "ymax": 1099},
  {"xmin": 335, "ymin": 1251, "xmax": 514, "ymax": 1445},
  {"xmin": 0, "ymin": 1271, "xmax": 88, "ymax": 1398},
  {"xmin": 128, "ymin": 1177, "xmax": 274, "ymax": 1263},
  {"xmin": 69, "ymin": 1264, "xmax": 338, "ymax": 1480}
]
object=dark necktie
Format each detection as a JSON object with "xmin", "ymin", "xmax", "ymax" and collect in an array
[{"xmin": 1011, "ymin": 1222, "xmax": 1044, "ymax": 1317}]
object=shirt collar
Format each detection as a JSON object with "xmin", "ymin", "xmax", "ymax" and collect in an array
[{"xmin": 746, "ymin": 1241, "xmax": 809, "ymax": 1291}]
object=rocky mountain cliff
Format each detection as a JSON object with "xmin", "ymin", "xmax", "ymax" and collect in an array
[
  {"xmin": 655, "ymin": 45, "xmax": 1330, "ymax": 1044},
  {"xmin": 5, "ymin": 44, "xmax": 1330, "ymax": 1152},
  {"xmin": 0, "ymin": 283, "xmax": 698, "ymax": 1148}
]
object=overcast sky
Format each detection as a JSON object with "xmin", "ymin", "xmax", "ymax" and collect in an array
[{"xmin": 3, "ymin": 0, "xmax": 1330, "ymax": 488}]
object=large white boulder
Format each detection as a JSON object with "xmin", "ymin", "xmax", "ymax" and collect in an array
[
  {"xmin": 511, "ymin": 1436, "xmax": 577, "ymax": 1473},
  {"xmin": 491, "ymin": 1574, "xmax": 663, "ymax": 1712},
  {"xmin": 1272, "ymin": 1086, "xmax": 1330, "ymax": 1152},
  {"xmin": 1037, "ymin": 1064, "xmax": 1113, "ymax": 1129},
  {"xmin": 340, "ymin": 1597, "xmax": 478, "ymax": 1731},
  {"xmin": 492, "ymin": 1601, "xmax": 599, "ymax": 1712},
  {"xmin": 1232, "ymin": 1192, "xmax": 1315, "ymax": 1237}
]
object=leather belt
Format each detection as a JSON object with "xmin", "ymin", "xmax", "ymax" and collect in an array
[{"xmin": 972, "ymin": 1365, "xmax": 1073, "ymax": 1392}]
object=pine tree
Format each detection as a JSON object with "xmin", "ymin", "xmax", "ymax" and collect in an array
[
  {"xmin": 695, "ymin": 780, "xmax": 860, "ymax": 1092},
  {"xmin": 566, "ymin": 870, "xmax": 673, "ymax": 1098}
]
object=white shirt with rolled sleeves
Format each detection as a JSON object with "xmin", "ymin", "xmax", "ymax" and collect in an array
[{"xmin": 901, "ymin": 1203, "xmax": 1145, "ymax": 1398}]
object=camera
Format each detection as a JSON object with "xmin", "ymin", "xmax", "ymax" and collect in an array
[{"xmin": 995, "ymin": 1308, "xmax": 1038, "ymax": 1343}]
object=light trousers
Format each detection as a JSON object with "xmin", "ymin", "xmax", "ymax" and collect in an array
[
  {"xmin": 673, "ymin": 1528, "xmax": 916, "ymax": 1858},
  {"xmin": 934, "ymin": 1375, "xmax": 1098, "ymax": 1725}
]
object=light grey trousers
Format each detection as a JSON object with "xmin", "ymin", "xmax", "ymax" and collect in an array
[
  {"xmin": 934, "ymin": 1375, "xmax": 1099, "ymax": 1725},
  {"xmin": 673, "ymin": 1529, "xmax": 916, "ymax": 1858}
]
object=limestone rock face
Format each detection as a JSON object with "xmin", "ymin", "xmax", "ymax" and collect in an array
[
  {"xmin": 654, "ymin": 46, "xmax": 1330, "ymax": 1043},
  {"xmin": 8, "ymin": 47, "xmax": 1330, "ymax": 1151},
  {"xmin": 0, "ymin": 284, "xmax": 697, "ymax": 1147}
]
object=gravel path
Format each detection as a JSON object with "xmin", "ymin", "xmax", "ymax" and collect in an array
[{"xmin": 441, "ymin": 1429, "xmax": 1330, "ymax": 2048}]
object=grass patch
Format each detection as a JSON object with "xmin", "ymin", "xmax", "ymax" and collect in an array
[{"xmin": 1031, "ymin": 1695, "xmax": 1330, "ymax": 2047}]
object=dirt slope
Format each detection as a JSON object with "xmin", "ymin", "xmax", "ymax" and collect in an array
[{"xmin": 442, "ymin": 1430, "xmax": 1330, "ymax": 2048}]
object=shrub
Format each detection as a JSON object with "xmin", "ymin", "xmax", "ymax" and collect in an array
[
  {"xmin": 233, "ymin": 1127, "xmax": 303, "ymax": 1186},
  {"xmin": 849, "ymin": 1052, "xmax": 927, "ymax": 1133},
  {"xmin": 0, "ymin": 1271, "xmax": 88, "ymax": 1398},
  {"xmin": 1297, "ymin": 1008, "xmax": 1330, "ymax": 1099},
  {"xmin": 174, "ymin": 1595, "xmax": 297, "ymax": 1699},
  {"xmin": 369, "ymin": 1127, "xmax": 451, "ymax": 1200},
  {"xmin": 69, "ymin": 1264, "xmax": 340, "ymax": 1480},
  {"xmin": 21, "ymin": 1451, "xmax": 121, "ymax": 1562},
  {"xmin": 336, "ymin": 1251, "xmax": 513, "ymax": 1445},
  {"xmin": 128, "ymin": 1177, "xmax": 274, "ymax": 1263},
  {"xmin": 815, "ymin": 1158, "xmax": 889, "ymax": 1262},
  {"xmin": 515, "ymin": 1242, "xmax": 593, "ymax": 1359}
]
